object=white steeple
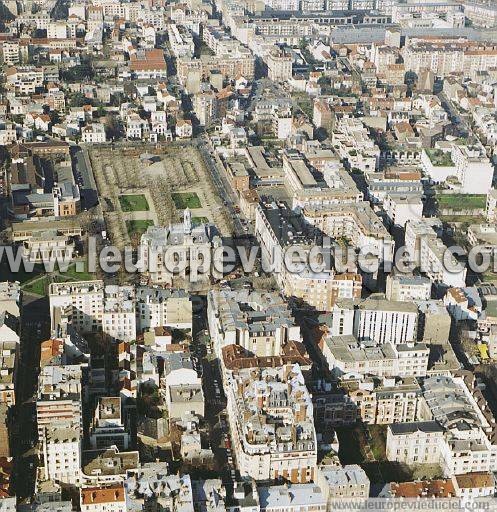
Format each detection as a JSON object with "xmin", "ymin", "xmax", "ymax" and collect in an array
[{"xmin": 183, "ymin": 208, "xmax": 192, "ymax": 234}]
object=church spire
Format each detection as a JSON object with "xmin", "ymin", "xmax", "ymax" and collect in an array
[{"xmin": 183, "ymin": 208, "xmax": 192, "ymax": 234}]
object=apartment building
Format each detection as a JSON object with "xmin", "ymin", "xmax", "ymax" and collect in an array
[
  {"xmin": 267, "ymin": 50, "xmax": 293, "ymax": 82},
  {"xmin": 451, "ymin": 144, "xmax": 493, "ymax": 195},
  {"xmin": 207, "ymin": 288, "xmax": 301, "ymax": 357},
  {"xmin": 332, "ymin": 117, "xmax": 380, "ymax": 174},
  {"xmin": 0, "ymin": 311, "xmax": 21, "ymax": 344},
  {"xmin": 403, "ymin": 39, "xmax": 497, "ymax": 78},
  {"xmin": 102, "ymin": 286, "xmax": 136, "ymax": 342},
  {"xmin": 81, "ymin": 124, "xmax": 107, "ymax": 144},
  {"xmin": 0, "ymin": 282, "xmax": 21, "ymax": 318},
  {"xmin": 226, "ymin": 364, "xmax": 317, "ymax": 483},
  {"xmin": 161, "ymin": 352, "xmax": 204, "ymax": 420},
  {"xmin": 405, "ymin": 219, "xmax": 467, "ymax": 288},
  {"xmin": 129, "ymin": 49, "xmax": 167, "ymax": 79},
  {"xmin": 421, "ymin": 375, "xmax": 491, "ymax": 435},
  {"xmin": 89, "ymin": 397, "xmax": 130, "ymax": 451},
  {"xmin": 176, "ymin": 52, "xmax": 255, "ymax": 84},
  {"xmin": 135, "ymin": 288, "xmax": 191, "ymax": 331},
  {"xmin": 320, "ymin": 334, "xmax": 429, "ymax": 379},
  {"xmin": 255, "ymin": 201, "xmax": 362, "ymax": 311},
  {"xmin": 346, "ymin": 377, "xmax": 423, "ymax": 425},
  {"xmin": 283, "ymin": 150, "xmax": 362, "ymax": 206},
  {"xmin": 387, "ymin": 375, "xmax": 497, "ymax": 475},
  {"xmin": 50, "ymin": 281, "xmax": 193, "ymax": 341},
  {"xmin": 49, "ymin": 280, "xmax": 104, "ymax": 334},
  {"xmin": 36, "ymin": 364, "xmax": 83, "ymax": 438},
  {"xmin": 303, "ymin": 202, "xmax": 394, "ymax": 265},
  {"xmin": 81, "ymin": 447, "xmax": 139, "ymax": 487},
  {"xmin": 5, "ymin": 66, "xmax": 44, "ymax": 94},
  {"xmin": 315, "ymin": 464, "xmax": 370, "ymax": 502},
  {"xmin": 258, "ymin": 483, "xmax": 326, "ymax": 512},
  {"xmin": 463, "ymin": 2, "xmax": 497, "ymax": 28},
  {"xmin": 43, "ymin": 425, "xmax": 81, "ymax": 486},
  {"xmin": 80, "ymin": 485, "xmax": 126, "ymax": 512},
  {"xmin": 1, "ymin": 41, "xmax": 20, "ymax": 66},
  {"xmin": 0, "ymin": 341, "xmax": 18, "ymax": 407},
  {"xmin": 329, "ymin": 295, "xmax": 418, "ymax": 345},
  {"xmin": 383, "ymin": 193, "xmax": 423, "ymax": 228},
  {"xmin": 167, "ymin": 23, "xmax": 194, "ymax": 58},
  {"xmin": 385, "ymin": 275, "xmax": 432, "ymax": 302},
  {"xmin": 386, "ymin": 421, "xmax": 445, "ymax": 465},
  {"xmin": 125, "ymin": 466, "xmax": 194, "ymax": 512}
]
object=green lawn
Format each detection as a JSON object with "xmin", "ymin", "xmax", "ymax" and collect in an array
[
  {"xmin": 0, "ymin": 263, "xmax": 45, "ymax": 284},
  {"xmin": 172, "ymin": 192, "xmax": 202, "ymax": 209},
  {"xmin": 367, "ymin": 425, "xmax": 387, "ymax": 461},
  {"xmin": 437, "ymin": 194, "xmax": 486, "ymax": 211},
  {"xmin": 21, "ymin": 260, "xmax": 96, "ymax": 296},
  {"xmin": 192, "ymin": 216, "xmax": 208, "ymax": 226},
  {"xmin": 119, "ymin": 194, "xmax": 150, "ymax": 212},
  {"xmin": 59, "ymin": 261, "xmax": 96, "ymax": 282},
  {"xmin": 426, "ymin": 149, "xmax": 454, "ymax": 167},
  {"xmin": 335, "ymin": 426, "xmax": 365, "ymax": 465},
  {"xmin": 126, "ymin": 220, "xmax": 154, "ymax": 236},
  {"xmin": 22, "ymin": 276, "xmax": 49, "ymax": 296}
]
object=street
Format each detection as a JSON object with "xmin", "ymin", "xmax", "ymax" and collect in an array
[
  {"xmin": 72, "ymin": 146, "xmax": 99, "ymax": 210},
  {"xmin": 196, "ymin": 136, "xmax": 249, "ymax": 237}
]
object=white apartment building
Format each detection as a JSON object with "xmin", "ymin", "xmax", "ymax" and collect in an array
[
  {"xmin": 50, "ymin": 281, "xmax": 193, "ymax": 340},
  {"xmin": 303, "ymin": 202, "xmax": 395, "ymax": 265},
  {"xmin": 226, "ymin": 364, "xmax": 317, "ymax": 483},
  {"xmin": 135, "ymin": 288, "xmax": 191, "ymax": 331},
  {"xmin": 330, "ymin": 295, "xmax": 418, "ymax": 345},
  {"xmin": 255, "ymin": 202, "xmax": 335, "ymax": 311},
  {"xmin": 267, "ymin": 50, "xmax": 293, "ymax": 82},
  {"xmin": 383, "ymin": 193, "xmax": 423, "ymax": 228},
  {"xmin": 387, "ymin": 375, "xmax": 497, "ymax": 476},
  {"xmin": 49, "ymin": 280, "xmax": 104, "ymax": 334},
  {"xmin": 321, "ymin": 335, "xmax": 429, "ymax": 378},
  {"xmin": 386, "ymin": 275, "xmax": 432, "ymax": 302},
  {"xmin": 0, "ymin": 341, "xmax": 18, "ymax": 407},
  {"xmin": 161, "ymin": 352, "xmax": 204, "ymax": 420},
  {"xmin": 0, "ymin": 282, "xmax": 21, "ymax": 318},
  {"xmin": 47, "ymin": 21, "xmax": 69, "ymax": 39},
  {"xmin": 126, "ymin": 114, "xmax": 149, "ymax": 140},
  {"xmin": 403, "ymin": 40, "xmax": 497, "ymax": 78},
  {"xmin": 405, "ymin": 219, "xmax": 467, "ymax": 288},
  {"xmin": 43, "ymin": 424, "xmax": 81, "ymax": 485},
  {"xmin": 1, "ymin": 41, "xmax": 20, "ymax": 66},
  {"xmin": 386, "ymin": 421, "xmax": 445, "ymax": 465},
  {"xmin": 451, "ymin": 144, "xmax": 493, "ymax": 195},
  {"xmin": 332, "ymin": 117, "xmax": 380, "ymax": 174},
  {"xmin": 167, "ymin": 23, "xmax": 194, "ymax": 58},
  {"xmin": 0, "ymin": 121, "xmax": 17, "ymax": 145},
  {"xmin": 102, "ymin": 286, "xmax": 136, "ymax": 342},
  {"xmin": 81, "ymin": 123, "xmax": 107, "ymax": 144}
]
